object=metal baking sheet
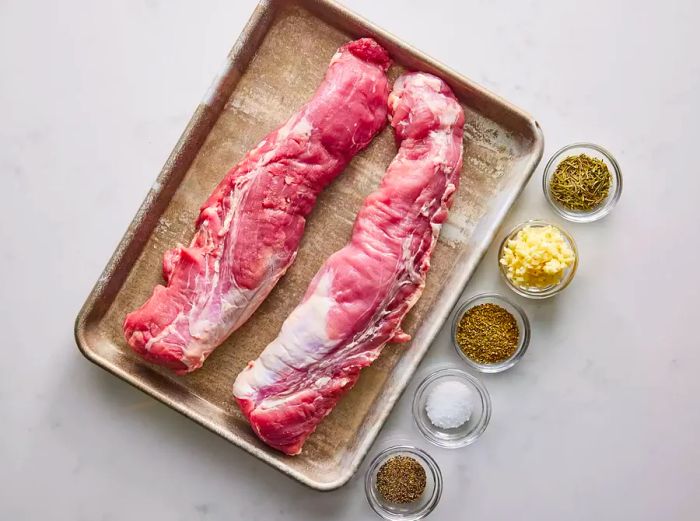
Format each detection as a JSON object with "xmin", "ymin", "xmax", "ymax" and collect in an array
[{"xmin": 75, "ymin": 0, "xmax": 543, "ymax": 490}]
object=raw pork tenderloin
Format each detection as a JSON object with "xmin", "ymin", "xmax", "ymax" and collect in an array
[
  {"xmin": 123, "ymin": 39, "xmax": 390, "ymax": 374},
  {"xmin": 233, "ymin": 72, "xmax": 465, "ymax": 455}
]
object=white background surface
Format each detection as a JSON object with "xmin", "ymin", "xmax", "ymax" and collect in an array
[{"xmin": 2, "ymin": 1, "xmax": 699, "ymax": 520}]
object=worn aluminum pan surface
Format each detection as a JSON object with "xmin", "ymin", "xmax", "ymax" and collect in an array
[{"xmin": 75, "ymin": 0, "xmax": 544, "ymax": 490}]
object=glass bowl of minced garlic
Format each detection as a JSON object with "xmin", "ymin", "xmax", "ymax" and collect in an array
[
  {"xmin": 498, "ymin": 220, "xmax": 578, "ymax": 299},
  {"xmin": 542, "ymin": 142, "xmax": 622, "ymax": 223}
]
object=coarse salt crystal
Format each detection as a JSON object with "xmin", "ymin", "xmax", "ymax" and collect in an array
[{"xmin": 425, "ymin": 380, "xmax": 474, "ymax": 429}]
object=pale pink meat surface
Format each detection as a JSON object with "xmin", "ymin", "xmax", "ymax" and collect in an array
[
  {"xmin": 123, "ymin": 39, "xmax": 390, "ymax": 374},
  {"xmin": 233, "ymin": 72, "xmax": 465, "ymax": 455}
]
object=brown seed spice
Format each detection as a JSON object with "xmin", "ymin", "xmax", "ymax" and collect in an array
[
  {"xmin": 376, "ymin": 455, "xmax": 427, "ymax": 504},
  {"xmin": 456, "ymin": 303, "xmax": 519, "ymax": 364}
]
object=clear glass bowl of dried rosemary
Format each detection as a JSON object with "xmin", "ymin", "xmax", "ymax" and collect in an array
[
  {"xmin": 451, "ymin": 293, "xmax": 531, "ymax": 373},
  {"xmin": 542, "ymin": 142, "xmax": 622, "ymax": 223}
]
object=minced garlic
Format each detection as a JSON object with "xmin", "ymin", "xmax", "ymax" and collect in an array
[{"xmin": 500, "ymin": 225, "xmax": 575, "ymax": 288}]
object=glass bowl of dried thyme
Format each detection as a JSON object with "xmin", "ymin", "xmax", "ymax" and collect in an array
[
  {"xmin": 365, "ymin": 445, "xmax": 442, "ymax": 520},
  {"xmin": 543, "ymin": 142, "xmax": 622, "ymax": 222},
  {"xmin": 451, "ymin": 293, "xmax": 531, "ymax": 373}
]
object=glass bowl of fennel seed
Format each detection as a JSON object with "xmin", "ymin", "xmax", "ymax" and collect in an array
[
  {"xmin": 451, "ymin": 293, "xmax": 531, "ymax": 373},
  {"xmin": 543, "ymin": 142, "xmax": 622, "ymax": 223}
]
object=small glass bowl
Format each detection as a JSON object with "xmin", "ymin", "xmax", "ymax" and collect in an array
[
  {"xmin": 543, "ymin": 142, "xmax": 622, "ymax": 223},
  {"xmin": 365, "ymin": 445, "xmax": 442, "ymax": 520},
  {"xmin": 498, "ymin": 220, "xmax": 578, "ymax": 299},
  {"xmin": 412, "ymin": 368, "xmax": 492, "ymax": 448},
  {"xmin": 451, "ymin": 293, "xmax": 531, "ymax": 373}
]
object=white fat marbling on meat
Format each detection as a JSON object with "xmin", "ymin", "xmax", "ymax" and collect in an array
[{"xmin": 233, "ymin": 271, "xmax": 338, "ymax": 398}]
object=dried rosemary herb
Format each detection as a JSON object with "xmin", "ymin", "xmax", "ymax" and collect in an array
[
  {"xmin": 456, "ymin": 303, "xmax": 519, "ymax": 364},
  {"xmin": 376, "ymin": 455, "xmax": 426, "ymax": 503},
  {"xmin": 550, "ymin": 153, "xmax": 612, "ymax": 211}
]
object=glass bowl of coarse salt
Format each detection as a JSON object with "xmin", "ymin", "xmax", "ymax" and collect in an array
[{"xmin": 412, "ymin": 368, "xmax": 491, "ymax": 449}]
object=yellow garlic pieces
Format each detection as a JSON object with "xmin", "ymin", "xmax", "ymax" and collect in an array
[{"xmin": 500, "ymin": 225, "xmax": 575, "ymax": 288}]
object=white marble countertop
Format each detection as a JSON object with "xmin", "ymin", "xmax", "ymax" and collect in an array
[{"xmin": 2, "ymin": 1, "xmax": 699, "ymax": 519}]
